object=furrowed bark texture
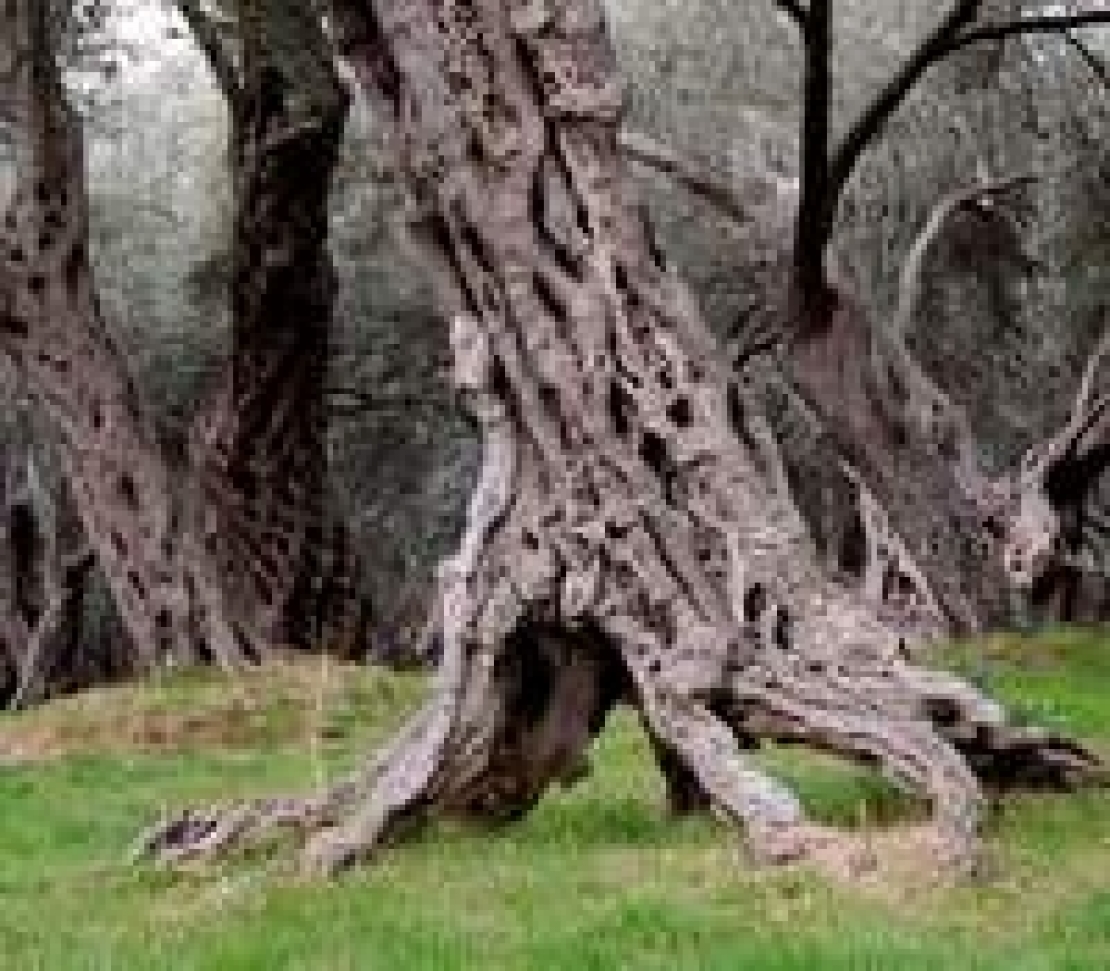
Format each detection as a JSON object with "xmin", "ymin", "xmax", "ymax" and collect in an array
[
  {"xmin": 184, "ymin": 0, "xmax": 353, "ymax": 654},
  {"xmin": 785, "ymin": 283, "xmax": 1012, "ymax": 634},
  {"xmin": 0, "ymin": 1, "xmax": 246, "ymax": 667},
  {"xmin": 0, "ymin": 0, "xmax": 351, "ymax": 670},
  {"xmin": 140, "ymin": 0, "xmax": 1103, "ymax": 876},
  {"xmin": 0, "ymin": 443, "xmax": 92, "ymax": 708},
  {"xmin": 623, "ymin": 137, "xmax": 1031, "ymax": 634}
]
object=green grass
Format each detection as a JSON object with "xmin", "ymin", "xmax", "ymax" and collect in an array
[{"xmin": 3, "ymin": 631, "xmax": 1110, "ymax": 969}]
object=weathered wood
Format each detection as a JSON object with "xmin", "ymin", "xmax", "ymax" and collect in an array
[
  {"xmin": 183, "ymin": 0, "xmax": 352, "ymax": 654},
  {"xmin": 0, "ymin": 0, "xmax": 353, "ymax": 671}
]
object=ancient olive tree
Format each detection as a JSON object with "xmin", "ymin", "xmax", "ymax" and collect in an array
[
  {"xmin": 140, "ymin": 0, "xmax": 1101, "ymax": 878},
  {"xmin": 0, "ymin": 0, "xmax": 353, "ymax": 673},
  {"xmin": 175, "ymin": 0, "xmax": 363, "ymax": 654}
]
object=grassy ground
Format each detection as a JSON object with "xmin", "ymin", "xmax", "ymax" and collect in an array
[{"xmin": 3, "ymin": 630, "xmax": 1110, "ymax": 969}]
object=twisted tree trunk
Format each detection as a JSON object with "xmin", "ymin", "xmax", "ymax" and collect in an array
[
  {"xmin": 140, "ymin": 0, "xmax": 1102, "ymax": 878},
  {"xmin": 0, "ymin": 0, "xmax": 246, "ymax": 666},
  {"xmin": 183, "ymin": 0, "xmax": 352, "ymax": 655},
  {"xmin": 0, "ymin": 0, "xmax": 351, "ymax": 671}
]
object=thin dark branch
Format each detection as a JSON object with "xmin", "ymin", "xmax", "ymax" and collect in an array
[
  {"xmin": 774, "ymin": 0, "xmax": 809, "ymax": 31},
  {"xmin": 793, "ymin": 0, "xmax": 833, "ymax": 308},
  {"xmin": 824, "ymin": 0, "xmax": 983, "ymax": 240},
  {"xmin": 1064, "ymin": 31, "xmax": 1110, "ymax": 86},
  {"xmin": 948, "ymin": 12, "xmax": 1110, "ymax": 53},
  {"xmin": 827, "ymin": 6, "xmax": 1110, "ymax": 230},
  {"xmin": 174, "ymin": 0, "xmax": 242, "ymax": 108}
]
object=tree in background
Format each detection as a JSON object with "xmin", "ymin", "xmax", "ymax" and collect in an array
[{"xmin": 0, "ymin": 0, "xmax": 356, "ymax": 689}]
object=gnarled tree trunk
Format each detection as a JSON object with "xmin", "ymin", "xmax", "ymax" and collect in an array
[
  {"xmin": 140, "ymin": 0, "xmax": 1102, "ymax": 878},
  {"xmin": 181, "ymin": 0, "xmax": 353, "ymax": 655},
  {"xmin": 0, "ymin": 0, "xmax": 352, "ymax": 673},
  {"xmin": 0, "ymin": 0, "xmax": 246, "ymax": 666}
]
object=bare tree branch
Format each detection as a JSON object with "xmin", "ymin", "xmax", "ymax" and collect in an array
[
  {"xmin": 892, "ymin": 174, "xmax": 1037, "ymax": 340},
  {"xmin": 948, "ymin": 11, "xmax": 1110, "ymax": 52},
  {"xmin": 794, "ymin": 0, "xmax": 833, "ymax": 307},
  {"xmin": 789, "ymin": 2, "xmax": 1109, "ymax": 310},
  {"xmin": 1065, "ymin": 29, "xmax": 1110, "ymax": 85},
  {"xmin": 823, "ymin": 0, "xmax": 983, "ymax": 244},
  {"xmin": 774, "ymin": 0, "xmax": 809, "ymax": 31},
  {"xmin": 1022, "ymin": 325, "xmax": 1110, "ymax": 485},
  {"xmin": 827, "ymin": 5, "xmax": 1110, "ymax": 240}
]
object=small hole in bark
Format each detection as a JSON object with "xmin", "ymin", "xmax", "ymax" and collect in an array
[
  {"xmin": 605, "ymin": 520, "xmax": 629, "ymax": 540},
  {"xmin": 641, "ymin": 207, "xmax": 667, "ymax": 269},
  {"xmin": 28, "ymin": 275, "xmax": 45, "ymax": 297},
  {"xmin": 539, "ymin": 381, "xmax": 561, "ymax": 417},
  {"xmin": 119, "ymin": 474, "xmax": 138, "ymax": 508},
  {"xmin": 648, "ymin": 658, "xmax": 662, "ymax": 674},
  {"xmin": 156, "ymin": 608, "xmax": 173, "ymax": 629},
  {"xmin": 613, "ymin": 262, "xmax": 628, "ymax": 293},
  {"xmin": 772, "ymin": 608, "xmax": 791, "ymax": 651},
  {"xmin": 743, "ymin": 583, "xmax": 766, "ymax": 623},
  {"xmin": 608, "ymin": 381, "xmax": 633, "ymax": 437},
  {"xmin": 667, "ymin": 397, "xmax": 693, "ymax": 428},
  {"xmin": 459, "ymin": 221, "xmax": 495, "ymax": 276},
  {"xmin": 533, "ymin": 271, "xmax": 565, "ymax": 318},
  {"xmin": 523, "ymin": 530, "xmax": 539, "ymax": 549},
  {"xmin": 0, "ymin": 313, "xmax": 28, "ymax": 336}
]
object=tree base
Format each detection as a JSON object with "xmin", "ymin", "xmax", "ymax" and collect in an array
[{"xmin": 135, "ymin": 619, "xmax": 1104, "ymax": 879}]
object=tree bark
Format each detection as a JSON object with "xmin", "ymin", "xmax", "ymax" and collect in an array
[
  {"xmin": 183, "ymin": 0, "xmax": 352, "ymax": 654},
  {"xmin": 0, "ymin": 441, "xmax": 92, "ymax": 708},
  {"xmin": 0, "ymin": 1, "xmax": 248, "ymax": 666},
  {"xmin": 140, "ymin": 0, "xmax": 1102, "ymax": 878},
  {"xmin": 0, "ymin": 0, "xmax": 352, "ymax": 671}
]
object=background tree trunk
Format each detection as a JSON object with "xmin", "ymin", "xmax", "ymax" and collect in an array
[
  {"xmin": 182, "ymin": 0, "xmax": 353, "ymax": 655},
  {"xmin": 1, "ymin": 0, "xmax": 356, "ymax": 676}
]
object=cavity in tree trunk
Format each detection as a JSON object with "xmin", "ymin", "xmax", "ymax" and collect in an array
[{"xmin": 140, "ymin": 0, "xmax": 1102, "ymax": 878}]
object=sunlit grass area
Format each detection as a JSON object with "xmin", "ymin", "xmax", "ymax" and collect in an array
[{"xmin": 3, "ymin": 629, "xmax": 1110, "ymax": 969}]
